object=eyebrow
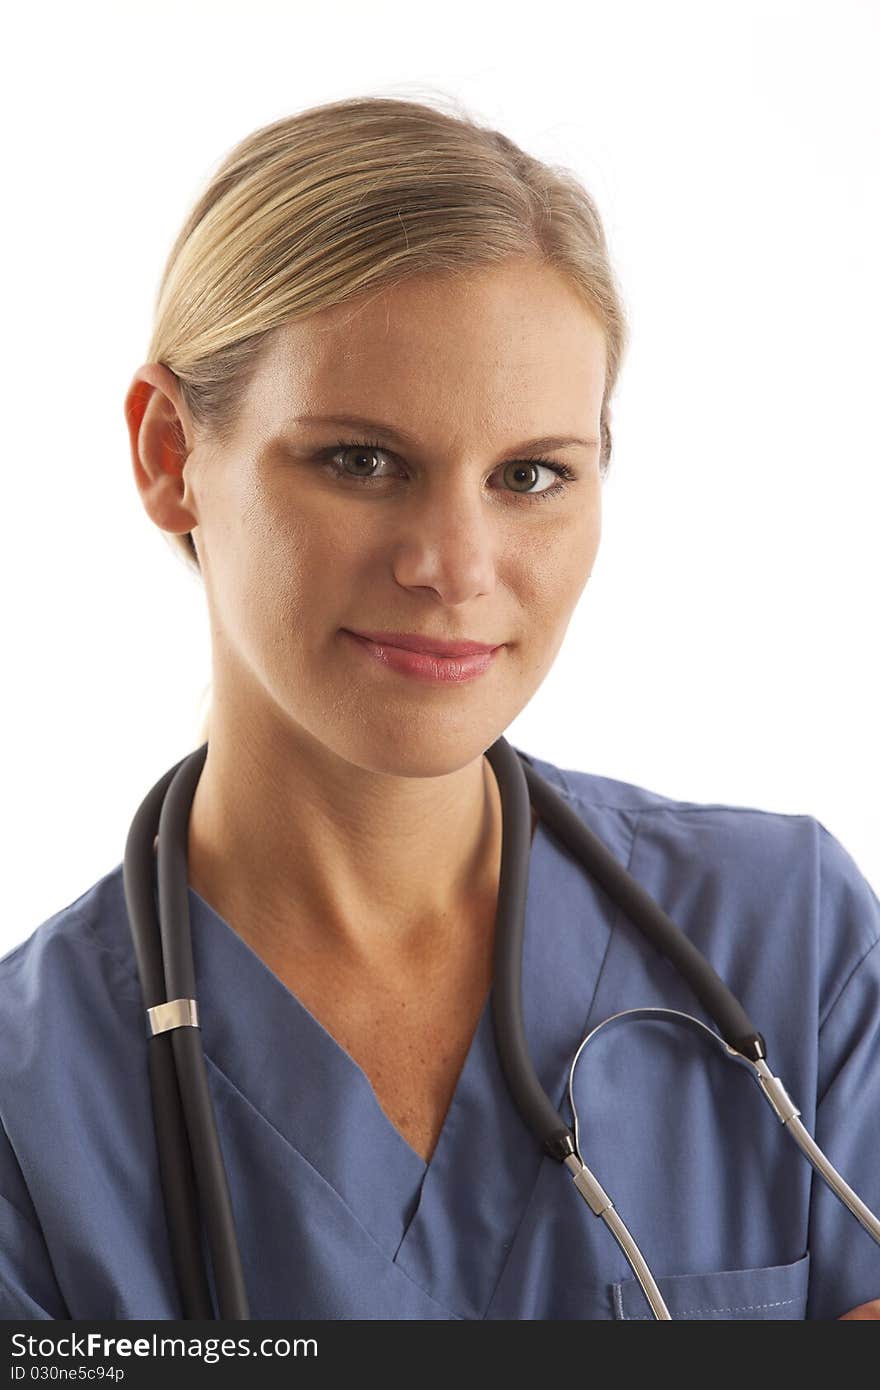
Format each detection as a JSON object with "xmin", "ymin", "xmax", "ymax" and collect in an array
[{"xmin": 289, "ymin": 412, "xmax": 600, "ymax": 455}]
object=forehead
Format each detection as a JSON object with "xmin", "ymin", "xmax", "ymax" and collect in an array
[{"xmin": 245, "ymin": 259, "xmax": 607, "ymax": 436}]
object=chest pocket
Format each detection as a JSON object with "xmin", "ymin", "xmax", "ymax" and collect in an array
[{"xmin": 612, "ymin": 1250, "xmax": 811, "ymax": 1319}]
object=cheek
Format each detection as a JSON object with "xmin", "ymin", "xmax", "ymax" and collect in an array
[
  {"xmin": 218, "ymin": 488, "xmax": 324, "ymax": 654},
  {"xmin": 560, "ymin": 500, "xmax": 601, "ymax": 599},
  {"xmin": 514, "ymin": 509, "xmax": 600, "ymax": 617}
]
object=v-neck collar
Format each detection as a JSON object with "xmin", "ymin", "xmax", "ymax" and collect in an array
[
  {"xmin": 186, "ymin": 820, "xmax": 554, "ymax": 1237},
  {"xmin": 185, "ymin": 789, "xmax": 626, "ymax": 1317}
]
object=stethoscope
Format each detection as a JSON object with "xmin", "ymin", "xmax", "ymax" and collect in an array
[{"xmin": 122, "ymin": 734, "xmax": 880, "ymax": 1320}]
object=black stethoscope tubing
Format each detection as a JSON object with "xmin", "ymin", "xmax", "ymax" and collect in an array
[{"xmin": 122, "ymin": 734, "xmax": 772, "ymax": 1320}]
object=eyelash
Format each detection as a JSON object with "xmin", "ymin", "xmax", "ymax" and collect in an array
[{"xmin": 316, "ymin": 437, "xmax": 578, "ymax": 504}]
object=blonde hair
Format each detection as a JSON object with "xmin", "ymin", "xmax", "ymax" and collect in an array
[{"xmin": 143, "ymin": 91, "xmax": 630, "ymax": 745}]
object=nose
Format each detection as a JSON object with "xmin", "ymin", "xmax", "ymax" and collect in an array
[{"xmin": 390, "ymin": 484, "xmax": 499, "ymax": 604}]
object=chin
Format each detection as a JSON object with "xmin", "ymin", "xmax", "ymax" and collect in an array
[{"xmin": 338, "ymin": 727, "xmax": 499, "ymax": 781}]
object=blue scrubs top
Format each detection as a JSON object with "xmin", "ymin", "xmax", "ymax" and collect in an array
[{"xmin": 2, "ymin": 750, "xmax": 879, "ymax": 1321}]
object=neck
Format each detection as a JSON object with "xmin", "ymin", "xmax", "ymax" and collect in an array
[{"xmin": 185, "ymin": 709, "xmax": 533, "ymax": 974}]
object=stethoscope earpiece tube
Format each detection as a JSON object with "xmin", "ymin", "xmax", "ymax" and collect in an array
[
  {"xmin": 486, "ymin": 737, "xmax": 577, "ymax": 1160},
  {"xmin": 123, "ymin": 751, "xmax": 215, "ymax": 1318},
  {"xmin": 486, "ymin": 733, "xmax": 767, "ymax": 1157},
  {"xmin": 156, "ymin": 743, "xmax": 251, "ymax": 1321}
]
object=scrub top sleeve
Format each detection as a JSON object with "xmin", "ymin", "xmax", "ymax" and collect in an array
[
  {"xmin": 805, "ymin": 825, "xmax": 880, "ymax": 1321},
  {"xmin": 0, "ymin": 1120, "xmax": 68, "ymax": 1320}
]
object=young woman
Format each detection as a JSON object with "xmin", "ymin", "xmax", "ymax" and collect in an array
[{"xmin": 2, "ymin": 95, "xmax": 878, "ymax": 1321}]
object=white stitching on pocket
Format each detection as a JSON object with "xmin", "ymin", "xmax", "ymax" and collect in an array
[
  {"xmin": 618, "ymin": 1294, "xmax": 800, "ymax": 1319},
  {"xmin": 612, "ymin": 1252, "xmax": 811, "ymax": 1320}
]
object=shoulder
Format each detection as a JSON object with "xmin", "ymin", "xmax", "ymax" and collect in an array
[
  {"xmin": 0, "ymin": 861, "xmax": 138, "ymax": 991},
  {"xmin": 516, "ymin": 743, "xmax": 880, "ymax": 1023},
  {"xmin": 519, "ymin": 742, "xmax": 847, "ymax": 838},
  {"xmin": 0, "ymin": 863, "xmax": 141, "ymax": 1081},
  {"xmin": 0, "ymin": 869, "xmax": 162, "ymax": 1318},
  {"xmin": 0, "ymin": 861, "xmax": 146, "ymax": 1167}
]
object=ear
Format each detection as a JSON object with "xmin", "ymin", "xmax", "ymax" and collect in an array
[{"xmin": 124, "ymin": 362, "xmax": 198, "ymax": 539}]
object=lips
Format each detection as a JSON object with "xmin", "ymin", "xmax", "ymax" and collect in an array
[
  {"xmin": 345, "ymin": 629, "xmax": 502, "ymax": 656},
  {"xmin": 342, "ymin": 630, "xmax": 502, "ymax": 684}
]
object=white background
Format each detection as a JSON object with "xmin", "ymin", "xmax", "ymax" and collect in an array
[{"xmin": 2, "ymin": 0, "xmax": 878, "ymax": 953}]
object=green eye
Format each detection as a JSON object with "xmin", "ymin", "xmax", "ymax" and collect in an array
[{"xmin": 319, "ymin": 438, "xmax": 578, "ymax": 504}]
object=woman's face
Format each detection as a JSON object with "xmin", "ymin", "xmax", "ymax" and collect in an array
[{"xmin": 159, "ymin": 257, "xmax": 606, "ymax": 775}]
